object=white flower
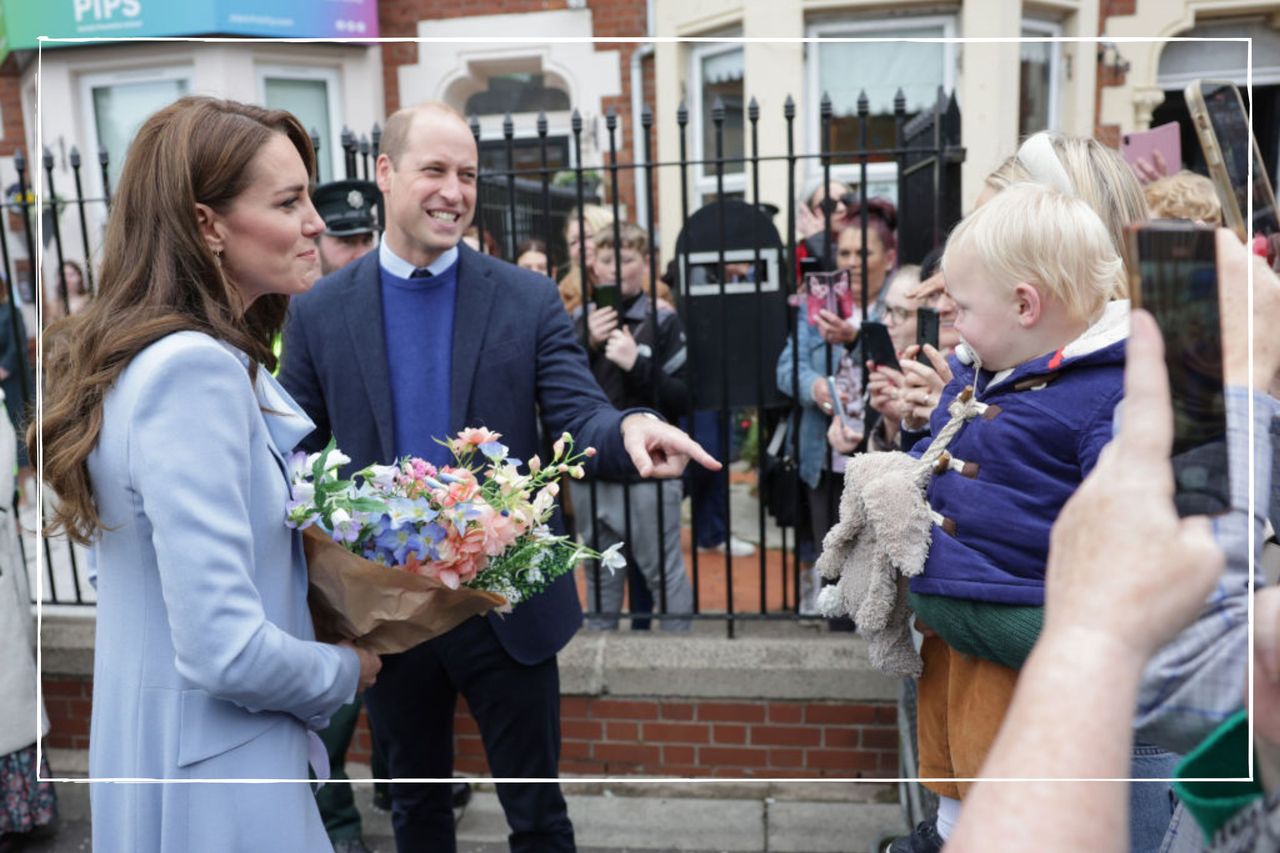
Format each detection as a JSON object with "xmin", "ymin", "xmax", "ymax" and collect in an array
[
  {"xmin": 290, "ymin": 481, "xmax": 315, "ymax": 504},
  {"xmin": 600, "ymin": 542, "xmax": 626, "ymax": 575},
  {"xmin": 325, "ymin": 449, "xmax": 352, "ymax": 471},
  {"xmin": 360, "ymin": 464, "xmax": 399, "ymax": 490},
  {"xmin": 532, "ymin": 486, "xmax": 558, "ymax": 518}
]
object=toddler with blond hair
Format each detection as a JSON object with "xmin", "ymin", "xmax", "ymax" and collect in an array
[{"xmin": 897, "ymin": 181, "xmax": 1131, "ymax": 849}]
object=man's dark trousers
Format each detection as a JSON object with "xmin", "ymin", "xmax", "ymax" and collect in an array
[{"xmin": 364, "ymin": 616, "xmax": 572, "ymax": 853}]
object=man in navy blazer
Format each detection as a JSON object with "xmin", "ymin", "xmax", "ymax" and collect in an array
[{"xmin": 280, "ymin": 102, "xmax": 715, "ymax": 853}]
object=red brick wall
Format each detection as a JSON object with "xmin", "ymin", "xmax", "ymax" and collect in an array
[
  {"xmin": 0, "ymin": 71, "xmax": 28, "ymax": 158},
  {"xmin": 42, "ymin": 676, "xmax": 92, "ymax": 752},
  {"xmin": 1095, "ymin": 0, "xmax": 1132, "ymax": 145},
  {"xmin": 43, "ymin": 675, "xmax": 899, "ymax": 778}
]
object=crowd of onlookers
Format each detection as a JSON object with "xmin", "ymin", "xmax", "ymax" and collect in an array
[{"xmin": 5, "ymin": 116, "xmax": 1277, "ymax": 853}]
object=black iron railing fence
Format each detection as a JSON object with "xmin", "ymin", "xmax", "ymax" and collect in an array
[{"xmin": 21, "ymin": 88, "xmax": 963, "ymax": 638}]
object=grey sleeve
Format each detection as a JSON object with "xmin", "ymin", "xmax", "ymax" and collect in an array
[{"xmin": 1132, "ymin": 387, "xmax": 1276, "ymax": 755}]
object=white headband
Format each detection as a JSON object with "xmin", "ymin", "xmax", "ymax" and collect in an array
[{"xmin": 1016, "ymin": 132, "xmax": 1074, "ymax": 197}]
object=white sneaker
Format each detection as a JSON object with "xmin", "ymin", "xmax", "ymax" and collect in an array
[{"xmin": 699, "ymin": 535, "xmax": 757, "ymax": 558}]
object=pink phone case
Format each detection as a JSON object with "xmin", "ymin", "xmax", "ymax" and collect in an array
[
  {"xmin": 803, "ymin": 270, "xmax": 855, "ymax": 325},
  {"xmin": 1121, "ymin": 121, "xmax": 1181, "ymax": 174}
]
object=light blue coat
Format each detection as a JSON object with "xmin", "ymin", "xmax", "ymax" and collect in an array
[
  {"xmin": 85, "ymin": 331, "xmax": 359, "ymax": 853},
  {"xmin": 775, "ymin": 296, "xmax": 886, "ymax": 489}
]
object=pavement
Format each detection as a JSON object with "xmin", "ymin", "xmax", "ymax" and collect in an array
[{"xmin": 22, "ymin": 760, "xmax": 908, "ymax": 853}]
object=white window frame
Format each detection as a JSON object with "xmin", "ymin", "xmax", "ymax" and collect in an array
[
  {"xmin": 1020, "ymin": 18, "xmax": 1063, "ymax": 135},
  {"xmin": 78, "ymin": 64, "xmax": 192, "ymax": 196},
  {"xmin": 689, "ymin": 40, "xmax": 748, "ymax": 207},
  {"xmin": 804, "ymin": 16, "xmax": 957, "ymax": 194},
  {"xmin": 257, "ymin": 64, "xmax": 344, "ymax": 183}
]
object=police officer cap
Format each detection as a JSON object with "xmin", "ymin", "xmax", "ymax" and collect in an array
[{"xmin": 313, "ymin": 180, "xmax": 380, "ymax": 236}]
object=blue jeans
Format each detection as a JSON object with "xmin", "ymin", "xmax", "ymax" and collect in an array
[
  {"xmin": 683, "ymin": 410, "xmax": 728, "ymax": 549},
  {"xmin": 1129, "ymin": 742, "xmax": 1178, "ymax": 853}
]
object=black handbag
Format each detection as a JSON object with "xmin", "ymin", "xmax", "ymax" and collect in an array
[{"xmin": 761, "ymin": 415, "xmax": 802, "ymax": 528}]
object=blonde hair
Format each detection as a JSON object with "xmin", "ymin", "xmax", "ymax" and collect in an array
[
  {"xmin": 943, "ymin": 182, "xmax": 1122, "ymax": 323},
  {"xmin": 593, "ymin": 222, "xmax": 649, "ymax": 256},
  {"xmin": 984, "ymin": 134, "xmax": 1148, "ymax": 277},
  {"xmin": 885, "ymin": 264, "xmax": 921, "ymax": 303},
  {"xmin": 563, "ymin": 204, "xmax": 615, "ymax": 255},
  {"xmin": 1144, "ymin": 170, "xmax": 1223, "ymax": 225},
  {"xmin": 558, "ymin": 204, "xmax": 617, "ymax": 312}
]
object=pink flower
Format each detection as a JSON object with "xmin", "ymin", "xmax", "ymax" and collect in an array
[
  {"xmin": 449, "ymin": 427, "xmax": 501, "ymax": 458},
  {"xmin": 479, "ymin": 509, "xmax": 521, "ymax": 557},
  {"xmin": 430, "ymin": 526, "xmax": 488, "ymax": 588},
  {"xmin": 409, "ymin": 458, "xmax": 437, "ymax": 480}
]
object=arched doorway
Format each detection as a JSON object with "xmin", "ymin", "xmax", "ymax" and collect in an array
[{"xmin": 1150, "ymin": 17, "xmax": 1280, "ymax": 187}]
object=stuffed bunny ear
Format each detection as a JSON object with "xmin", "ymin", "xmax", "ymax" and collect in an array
[{"xmin": 862, "ymin": 453, "xmax": 934, "ymax": 579}]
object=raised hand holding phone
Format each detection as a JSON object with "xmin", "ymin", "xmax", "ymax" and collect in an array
[
  {"xmin": 1125, "ymin": 220, "xmax": 1230, "ymax": 516},
  {"xmin": 1185, "ymin": 79, "xmax": 1280, "ymax": 243},
  {"xmin": 586, "ymin": 304, "xmax": 619, "ymax": 349}
]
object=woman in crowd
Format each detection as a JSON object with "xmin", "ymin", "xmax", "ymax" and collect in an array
[
  {"xmin": 828, "ymin": 249, "xmax": 960, "ymax": 455},
  {"xmin": 0, "ymin": 385, "xmax": 56, "ymax": 852},
  {"xmin": 0, "ymin": 279, "xmax": 32, "ymax": 476},
  {"xmin": 516, "ymin": 237, "xmax": 551, "ymax": 277},
  {"xmin": 44, "ymin": 260, "xmax": 91, "ymax": 321},
  {"xmin": 796, "ymin": 180, "xmax": 854, "ymax": 272},
  {"xmin": 35, "ymin": 96, "xmax": 379, "ymax": 852},
  {"xmin": 775, "ymin": 197, "xmax": 897, "ymax": 613},
  {"xmin": 558, "ymin": 203, "xmax": 614, "ymax": 314}
]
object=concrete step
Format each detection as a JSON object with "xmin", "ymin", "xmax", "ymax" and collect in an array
[{"xmin": 37, "ymin": 750, "xmax": 908, "ymax": 852}]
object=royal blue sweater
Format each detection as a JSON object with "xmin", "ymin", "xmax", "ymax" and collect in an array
[{"xmin": 381, "ymin": 261, "xmax": 457, "ymax": 469}]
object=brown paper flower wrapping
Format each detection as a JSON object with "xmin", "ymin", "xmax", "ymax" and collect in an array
[{"xmin": 303, "ymin": 527, "xmax": 508, "ymax": 655}]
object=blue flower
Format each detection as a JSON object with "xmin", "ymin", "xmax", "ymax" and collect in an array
[
  {"xmin": 375, "ymin": 526, "xmax": 430, "ymax": 565},
  {"xmin": 386, "ymin": 497, "xmax": 438, "ymax": 529},
  {"xmin": 421, "ymin": 522, "xmax": 448, "ymax": 544},
  {"xmin": 479, "ymin": 441, "xmax": 510, "ymax": 462}
]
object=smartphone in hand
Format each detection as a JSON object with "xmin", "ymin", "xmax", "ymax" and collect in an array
[
  {"xmin": 916, "ymin": 307, "xmax": 940, "ymax": 365},
  {"xmin": 860, "ymin": 320, "xmax": 901, "ymax": 372},
  {"xmin": 825, "ymin": 375, "xmax": 862, "ymax": 433},
  {"xmin": 1121, "ymin": 121, "xmax": 1181, "ymax": 174},
  {"xmin": 1125, "ymin": 220, "xmax": 1230, "ymax": 516},
  {"xmin": 803, "ymin": 270, "xmax": 855, "ymax": 325},
  {"xmin": 1185, "ymin": 79, "xmax": 1280, "ymax": 242},
  {"xmin": 593, "ymin": 283, "xmax": 620, "ymax": 310}
]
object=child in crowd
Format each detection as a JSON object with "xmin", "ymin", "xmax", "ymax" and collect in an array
[
  {"xmin": 568, "ymin": 223, "xmax": 694, "ymax": 630},
  {"xmin": 899, "ymin": 181, "xmax": 1130, "ymax": 850},
  {"xmin": 1143, "ymin": 170, "xmax": 1223, "ymax": 226}
]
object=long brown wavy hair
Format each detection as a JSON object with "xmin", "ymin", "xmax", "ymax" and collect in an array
[{"xmin": 33, "ymin": 96, "xmax": 317, "ymax": 545}]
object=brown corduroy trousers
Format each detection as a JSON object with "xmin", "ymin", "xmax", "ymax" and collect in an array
[{"xmin": 915, "ymin": 633, "xmax": 1021, "ymax": 800}]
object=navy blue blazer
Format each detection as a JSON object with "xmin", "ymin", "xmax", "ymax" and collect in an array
[{"xmin": 280, "ymin": 243, "xmax": 636, "ymax": 664}]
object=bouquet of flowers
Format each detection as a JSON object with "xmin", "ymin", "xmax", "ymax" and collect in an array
[{"xmin": 286, "ymin": 428, "xmax": 626, "ymax": 653}]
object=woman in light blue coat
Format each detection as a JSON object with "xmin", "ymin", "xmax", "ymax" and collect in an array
[
  {"xmin": 776, "ymin": 203, "xmax": 896, "ymax": 611},
  {"xmin": 35, "ymin": 97, "xmax": 380, "ymax": 852}
]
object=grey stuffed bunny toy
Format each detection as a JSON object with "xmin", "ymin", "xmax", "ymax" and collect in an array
[
  {"xmin": 814, "ymin": 386, "xmax": 990, "ymax": 677},
  {"xmin": 814, "ymin": 450, "xmax": 933, "ymax": 677}
]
